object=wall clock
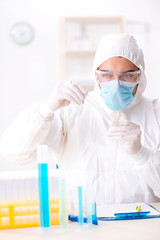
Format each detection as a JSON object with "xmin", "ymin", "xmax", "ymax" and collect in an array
[{"xmin": 10, "ymin": 22, "xmax": 34, "ymax": 45}]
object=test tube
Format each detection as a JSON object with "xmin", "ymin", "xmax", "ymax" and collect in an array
[
  {"xmin": 91, "ymin": 184, "xmax": 98, "ymax": 225},
  {"xmin": 37, "ymin": 145, "xmax": 50, "ymax": 228},
  {"xmin": 86, "ymin": 183, "xmax": 93, "ymax": 225},
  {"xmin": 58, "ymin": 178, "xmax": 68, "ymax": 229},
  {"xmin": 92, "ymin": 202, "xmax": 98, "ymax": 225},
  {"xmin": 77, "ymin": 186, "xmax": 83, "ymax": 226}
]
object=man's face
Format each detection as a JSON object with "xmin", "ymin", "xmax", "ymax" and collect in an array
[{"xmin": 98, "ymin": 57, "xmax": 139, "ymax": 95}]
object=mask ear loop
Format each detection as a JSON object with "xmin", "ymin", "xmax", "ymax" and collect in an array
[
  {"xmin": 132, "ymin": 70, "xmax": 141, "ymax": 94},
  {"xmin": 133, "ymin": 70, "xmax": 141, "ymax": 94},
  {"xmin": 137, "ymin": 69, "xmax": 141, "ymax": 84}
]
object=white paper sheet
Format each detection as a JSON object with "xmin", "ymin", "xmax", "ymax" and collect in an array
[{"xmin": 97, "ymin": 202, "xmax": 160, "ymax": 218}]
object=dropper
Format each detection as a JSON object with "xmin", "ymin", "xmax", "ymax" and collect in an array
[{"xmin": 85, "ymin": 94, "xmax": 111, "ymax": 121}]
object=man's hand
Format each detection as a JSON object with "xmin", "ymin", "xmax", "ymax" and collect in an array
[
  {"xmin": 47, "ymin": 81, "xmax": 88, "ymax": 111},
  {"xmin": 107, "ymin": 120, "xmax": 142, "ymax": 155}
]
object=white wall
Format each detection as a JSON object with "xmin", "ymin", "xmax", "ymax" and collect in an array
[{"xmin": 0, "ymin": 0, "xmax": 160, "ymax": 171}]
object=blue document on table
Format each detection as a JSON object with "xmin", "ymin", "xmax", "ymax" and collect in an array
[{"xmin": 97, "ymin": 202, "xmax": 160, "ymax": 221}]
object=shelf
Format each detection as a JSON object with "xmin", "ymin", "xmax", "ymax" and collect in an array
[
  {"xmin": 58, "ymin": 16, "xmax": 125, "ymax": 91},
  {"xmin": 64, "ymin": 16, "xmax": 125, "ymax": 24},
  {"xmin": 65, "ymin": 49, "xmax": 96, "ymax": 54}
]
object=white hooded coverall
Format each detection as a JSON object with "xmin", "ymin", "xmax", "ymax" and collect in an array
[{"xmin": 0, "ymin": 34, "xmax": 160, "ymax": 204}]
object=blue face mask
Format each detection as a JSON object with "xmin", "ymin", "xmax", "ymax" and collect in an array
[{"xmin": 100, "ymin": 80, "xmax": 136, "ymax": 111}]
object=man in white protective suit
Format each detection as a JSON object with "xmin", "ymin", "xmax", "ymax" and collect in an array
[{"xmin": 0, "ymin": 34, "xmax": 160, "ymax": 204}]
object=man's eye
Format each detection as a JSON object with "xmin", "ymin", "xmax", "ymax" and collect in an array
[
  {"xmin": 103, "ymin": 74, "xmax": 112, "ymax": 78},
  {"xmin": 126, "ymin": 74, "xmax": 134, "ymax": 78}
]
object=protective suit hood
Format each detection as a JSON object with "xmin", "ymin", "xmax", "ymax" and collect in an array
[{"xmin": 93, "ymin": 34, "xmax": 147, "ymax": 109}]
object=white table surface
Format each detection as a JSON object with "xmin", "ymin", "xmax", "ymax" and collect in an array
[{"xmin": 1, "ymin": 203, "xmax": 160, "ymax": 240}]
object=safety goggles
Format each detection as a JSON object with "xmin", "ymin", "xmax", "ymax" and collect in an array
[{"xmin": 95, "ymin": 69, "xmax": 141, "ymax": 84}]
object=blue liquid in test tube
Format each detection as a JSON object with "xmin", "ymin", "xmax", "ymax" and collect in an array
[
  {"xmin": 92, "ymin": 202, "xmax": 98, "ymax": 225},
  {"xmin": 78, "ymin": 186, "xmax": 83, "ymax": 226},
  {"xmin": 37, "ymin": 145, "xmax": 50, "ymax": 228}
]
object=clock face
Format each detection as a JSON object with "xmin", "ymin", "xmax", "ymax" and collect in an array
[{"xmin": 10, "ymin": 22, "xmax": 34, "ymax": 45}]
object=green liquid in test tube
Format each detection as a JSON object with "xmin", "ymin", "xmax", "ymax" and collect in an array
[{"xmin": 58, "ymin": 178, "xmax": 68, "ymax": 229}]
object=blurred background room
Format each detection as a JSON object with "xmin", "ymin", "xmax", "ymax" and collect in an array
[{"xmin": 0, "ymin": 0, "xmax": 160, "ymax": 171}]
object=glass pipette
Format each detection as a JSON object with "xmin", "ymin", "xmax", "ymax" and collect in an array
[{"xmin": 85, "ymin": 95, "xmax": 111, "ymax": 121}]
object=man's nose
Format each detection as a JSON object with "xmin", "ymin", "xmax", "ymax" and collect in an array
[{"xmin": 114, "ymin": 73, "xmax": 121, "ymax": 80}]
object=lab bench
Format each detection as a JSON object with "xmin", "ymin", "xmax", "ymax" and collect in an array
[{"xmin": 1, "ymin": 203, "xmax": 160, "ymax": 240}]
